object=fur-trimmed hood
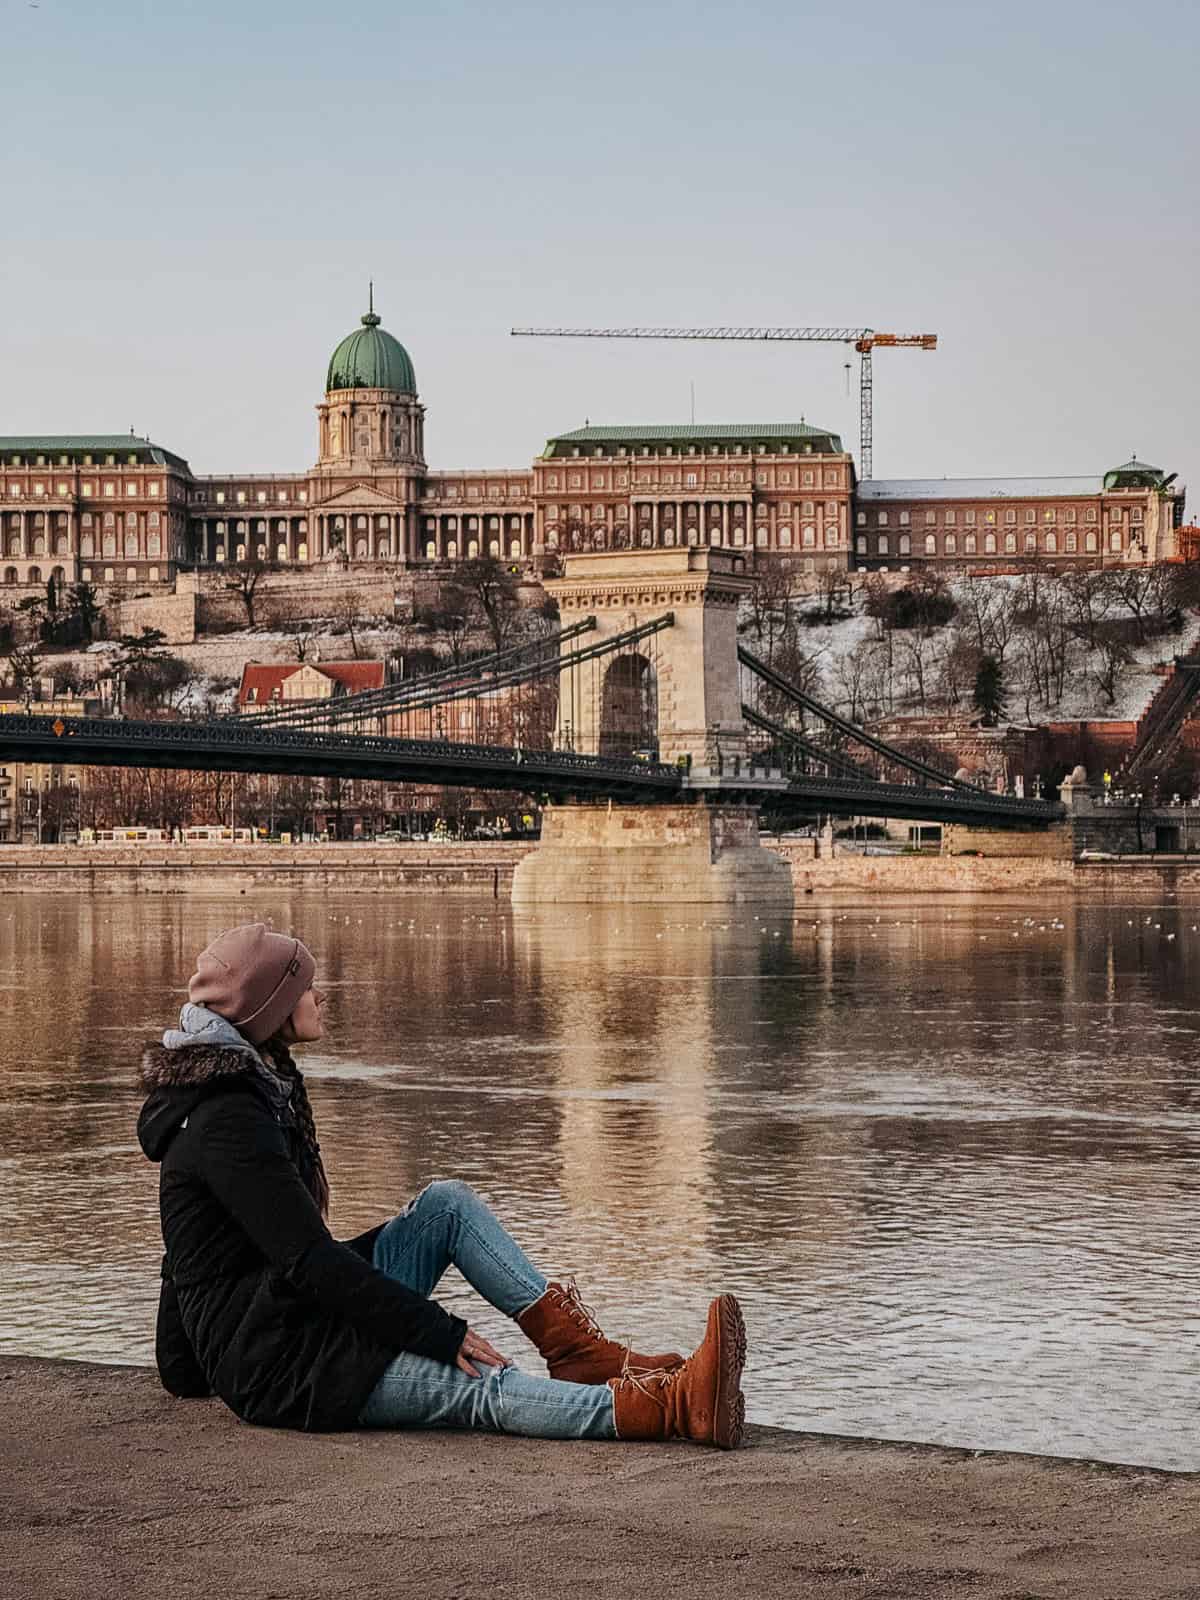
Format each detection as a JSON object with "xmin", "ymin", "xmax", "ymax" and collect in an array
[
  {"xmin": 140, "ymin": 1040, "xmax": 263, "ymax": 1094},
  {"xmin": 138, "ymin": 1042, "xmax": 272, "ymax": 1164}
]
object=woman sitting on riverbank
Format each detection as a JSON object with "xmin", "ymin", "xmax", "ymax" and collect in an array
[{"xmin": 137, "ymin": 923, "xmax": 746, "ymax": 1448}]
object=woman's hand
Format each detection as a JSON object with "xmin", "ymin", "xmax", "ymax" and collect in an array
[{"xmin": 456, "ymin": 1327, "xmax": 512, "ymax": 1378}]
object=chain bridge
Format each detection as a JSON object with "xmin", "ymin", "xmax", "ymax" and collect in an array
[{"xmin": 0, "ymin": 549, "xmax": 1062, "ymax": 831}]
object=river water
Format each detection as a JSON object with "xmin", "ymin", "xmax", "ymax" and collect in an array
[{"xmin": 2, "ymin": 890, "xmax": 1198, "ymax": 1469}]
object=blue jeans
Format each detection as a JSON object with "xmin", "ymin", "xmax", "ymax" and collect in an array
[{"xmin": 357, "ymin": 1179, "xmax": 617, "ymax": 1440}]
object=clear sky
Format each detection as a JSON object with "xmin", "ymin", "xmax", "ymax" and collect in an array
[{"xmin": 2, "ymin": 0, "xmax": 1197, "ymax": 491}]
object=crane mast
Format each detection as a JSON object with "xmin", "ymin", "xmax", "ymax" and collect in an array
[{"xmin": 510, "ymin": 325, "xmax": 937, "ymax": 481}]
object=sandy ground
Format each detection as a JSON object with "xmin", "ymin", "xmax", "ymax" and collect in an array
[{"xmin": 2, "ymin": 1356, "xmax": 1197, "ymax": 1600}]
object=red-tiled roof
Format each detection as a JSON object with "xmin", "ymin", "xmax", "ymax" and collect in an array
[{"xmin": 237, "ymin": 660, "xmax": 385, "ymax": 708}]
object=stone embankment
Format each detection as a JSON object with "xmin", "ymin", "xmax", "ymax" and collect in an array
[
  {"xmin": 4, "ymin": 839, "xmax": 1198, "ymax": 897},
  {"xmin": 0, "ymin": 842, "xmax": 534, "ymax": 895},
  {"xmin": 2, "ymin": 1356, "xmax": 1194, "ymax": 1599}
]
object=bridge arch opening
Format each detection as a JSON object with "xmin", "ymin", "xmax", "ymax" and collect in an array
[{"xmin": 598, "ymin": 652, "xmax": 658, "ymax": 758}]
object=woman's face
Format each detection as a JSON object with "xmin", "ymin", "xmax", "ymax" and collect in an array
[{"xmin": 283, "ymin": 985, "xmax": 325, "ymax": 1043}]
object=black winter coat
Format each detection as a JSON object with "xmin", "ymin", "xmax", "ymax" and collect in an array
[{"xmin": 137, "ymin": 1042, "xmax": 468, "ymax": 1431}]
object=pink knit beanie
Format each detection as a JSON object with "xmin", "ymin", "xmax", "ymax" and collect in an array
[{"xmin": 188, "ymin": 923, "xmax": 317, "ymax": 1045}]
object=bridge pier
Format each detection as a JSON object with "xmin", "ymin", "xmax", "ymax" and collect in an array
[{"xmin": 510, "ymin": 803, "xmax": 794, "ymax": 907}]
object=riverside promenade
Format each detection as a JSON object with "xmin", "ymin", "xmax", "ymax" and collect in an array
[{"xmin": 3, "ymin": 1356, "xmax": 1194, "ymax": 1599}]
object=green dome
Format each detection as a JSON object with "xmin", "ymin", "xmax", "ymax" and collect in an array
[{"xmin": 325, "ymin": 306, "xmax": 416, "ymax": 394}]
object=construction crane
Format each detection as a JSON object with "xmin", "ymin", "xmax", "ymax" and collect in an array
[{"xmin": 510, "ymin": 325, "xmax": 937, "ymax": 481}]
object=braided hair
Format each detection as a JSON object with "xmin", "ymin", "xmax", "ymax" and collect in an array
[{"xmin": 260, "ymin": 1035, "xmax": 330, "ymax": 1219}]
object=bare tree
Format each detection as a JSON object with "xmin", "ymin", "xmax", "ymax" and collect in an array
[
  {"xmin": 224, "ymin": 558, "xmax": 278, "ymax": 628},
  {"xmin": 287, "ymin": 616, "xmax": 314, "ymax": 662},
  {"xmin": 7, "ymin": 641, "xmax": 43, "ymax": 707},
  {"xmin": 454, "ymin": 557, "xmax": 522, "ymax": 652},
  {"xmin": 897, "ymin": 628, "xmax": 937, "ymax": 710},
  {"xmin": 1090, "ymin": 632, "xmax": 1133, "ymax": 707},
  {"xmin": 828, "ymin": 646, "xmax": 871, "ymax": 722},
  {"xmin": 742, "ymin": 557, "xmax": 795, "ymax": 664},
  {"xmin": 1110, "ymin": 566, "xmax": 1162, "ymax": 645},
  {"xmin": 936, "ymin": 627, "xmax": 981, "ymax": 710},
  {"xmin": 333, "ymin": 589, "xmax": 371, "ymax": 659}
]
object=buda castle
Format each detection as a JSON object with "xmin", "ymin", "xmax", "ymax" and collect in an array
[{"xmin": 0, "ymin": 299, "xmax": 1185, "ymax": 594}]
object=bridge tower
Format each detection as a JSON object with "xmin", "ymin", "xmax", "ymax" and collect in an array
[
  {"xmin": 513, "ymin": 546, "xmax": 795, "ymax": 906},
  {"xmin": 543, "ymin": 546, "xmax": 752, "ymax": 770}
]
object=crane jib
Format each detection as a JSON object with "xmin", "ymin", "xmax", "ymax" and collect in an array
[{"xmin": 509, "ymin": 326, "xmax": 938, "ymax": 480}]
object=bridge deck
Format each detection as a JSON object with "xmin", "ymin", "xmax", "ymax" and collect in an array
[{"xmin": 0, "ymin": 714, "xmax": 1065, "ymax": 826}]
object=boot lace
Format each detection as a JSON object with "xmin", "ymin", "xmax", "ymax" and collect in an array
[
  {"xmin": 557, "ymin": 1276, "xmax": 609, "ymax": 1342},
  {"xmin": 614, "ymin": 1347, "xmax": 683, "ymax": 1403}
]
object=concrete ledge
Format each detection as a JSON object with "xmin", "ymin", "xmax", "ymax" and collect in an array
[{"xmin": 2, "ymin": 1356, "xmax": 1194, "ymax": 1599}]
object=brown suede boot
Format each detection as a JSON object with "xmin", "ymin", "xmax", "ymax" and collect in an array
[
  {"xmin": 608, "ymin": 1293, "xmax": 746, "ymax": 1450},
  {"xmin": 517, "ymin": 1279, "xmax": 685, "ymax": 1385}
]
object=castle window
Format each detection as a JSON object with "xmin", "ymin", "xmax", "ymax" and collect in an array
[
  {"xmin": 899, "ymin": 534, "xmax": 911, "ymax": 556},
  {"xmin": 1025, "ymin": 532, "xmax": 1036, "ymax": 552},
  {"xmin": 1004, "ymin": 531, "xmax": 1016, "ymax": 552},
  {"xmin": 1085, "ymin": 530, "xmax": 1098, "ymax": 552},
  {"xmin": 878, "ymin": 535, "xmax": 889, "ymax": 555},
  {"xmin": 1025, "ymin": 508, "xmax": 1036, "ymax": 524},
  {"xmin": 924, "ymin": 510, "xmax": 935, "ymax": 526},
  {"xmin": 257, "ymin": 491, "xmax": 267, "ymax": 504},
  {"xmin": 856, "ymin": 511, "xmax": 866, "ymax": 526},
  {"xmin": 104, "ymin": 482, "xmax": 115, "ymax": 497},
  {"xmin": 899, "ymin": 510, "xmax": 911, "ymax": 526},
  {"xmin": 945, "ymin": 509, "xmax": 956, "ymax": 525},
  {"xmin": 1004, "ymin": 509, "xmax": 1016, "ymax": 524},
  {"xmin": 149, "ymin": 482, "xmax": 160, "ymax": 497},
  {"xmin": 924, "ymin": 534, "xmax": 936, "ymax": 555},
  {"xmin": 856, "ymin": 536, "xmax": 866, "ymax": 554},
  {"xmin": 1046, "ymin": 532, "xmax": 1058, "ymax": 553},
  {"xmin": 984, "ymin": 533, "xmax": 997, "ymax": 554},
  {"xmin": 945, "ymin": 533, "xmax": 957, "ymax": 555},
  {"xmin": 964, "ymin": 533, "xmax": 976, "ymax": 554},
  {"xmin": 1066, "ymin": 531, "xmax": 1077, "ymax": 552},
  {"xmin": 878, "ymin": 511, "xmax": 889, "ymax": 527}
]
